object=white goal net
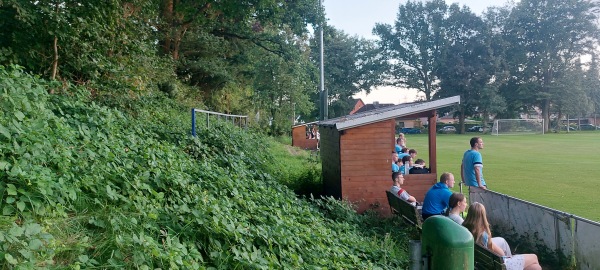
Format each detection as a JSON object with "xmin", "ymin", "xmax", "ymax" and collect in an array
[{"xmin": 492, "ymin": 119, "xmax": 544, "ymax": 135}]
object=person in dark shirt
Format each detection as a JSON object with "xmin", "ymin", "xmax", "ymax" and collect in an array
[{"xmin": 409, "ymin": 159, "xmax": 430, "ymax": 174}]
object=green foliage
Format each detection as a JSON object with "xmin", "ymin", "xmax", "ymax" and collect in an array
[
  {"xmin": 0, "ymin": 66, "xmax": 409, "ymax": 269},
  {"xmin": 307, "ymin": 26, "xmax": 384, "ymax": 119},
  {"xmin": 1, "ymin": 0, "xmax": 169, "ymax": 92},
  {"xmin": 374, "ymin": 0, "xmax": 448, "ymax": 101}
]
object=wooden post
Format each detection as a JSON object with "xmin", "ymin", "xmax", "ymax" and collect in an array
[{"xmin": 428, "ymin": 111, "xmax": 438, "ymax": 174}]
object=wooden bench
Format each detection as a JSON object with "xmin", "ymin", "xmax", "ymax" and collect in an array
[
  {"xmin": 385, "ymin": 190, "xmax": 422, "ymax": 229},
  {"xmin": 474, "ymin": 242, "xmax": 506, "ymax": 270}
]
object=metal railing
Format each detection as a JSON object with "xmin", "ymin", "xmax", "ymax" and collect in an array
[{"xmin": 191, "ymin": 108, "xmax": 248, "ymax": 137}]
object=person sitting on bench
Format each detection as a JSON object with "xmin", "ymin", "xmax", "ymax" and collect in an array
[
  {"xmin": 389, "ymin": 172, "xmax": 417, "ymax": 206},
  {"xmin": 463, "ymin": 202, "xmax": 542, "ymax": 270},
  {"xmin": 400, "ymin": 155, "xmax": 411, "ymax": 175},
  {"xmin": 392, "ymin": 152, "xmax": 401, "ymax": 173},
  {"xmin": 447, "ymin": 192, "xmax": 467, "ymax": 224},
  {"xmin": 409, "ymin": 159, "xmax": 430, "ymax": 174},
  {"xmin": 421, "ymin": 172, "xmax": 455, "ymax": 220}
]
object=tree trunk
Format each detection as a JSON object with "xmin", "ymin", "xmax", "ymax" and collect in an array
[
  {"xmin": 482, "ymin": 111, "xmax": 489, "ymax": 133},
  {"xmin": 51, "ymin": 36, "xmax": 58, "ymax": 81},
  {"xmin": 51, "ymin": 1, "xmax": 59, "ymax": 81},
  {"xmin": 541, "ymin": 99, "xmax": 550, "ymax": 132},
  {"xmin": 458, "ymin": 107, "xmax": 465, "ymax": 134},
  {"xmin": 160, "ymin": 0, "xmax": 174, "ymax": 55}
]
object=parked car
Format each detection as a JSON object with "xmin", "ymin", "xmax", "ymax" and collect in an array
[
  {"xmin": 559, "ymin": 125, "xmax": 576, "ymax": 131},
  {"xmin": 400, "ymin": 127, "xmax": 422, "ymax": 134},
  {"xmin": 579, "ymin": 124, "xmax": 598, "ymax": 131},
  {"xmin": 438, "ymin": 126, "xmax": 456, "ymax": 134},
  {"xmin": 467, "ymin": 125, "xmax": 484, "ymax": 132}
]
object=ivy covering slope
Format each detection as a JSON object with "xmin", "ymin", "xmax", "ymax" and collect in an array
[{"xmin": 0, "ymin": 66, "xmax": 409, "ymax": 269}]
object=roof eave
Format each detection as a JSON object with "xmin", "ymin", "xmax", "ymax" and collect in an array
[{"xmin": 334, "ymin": 96, "xmax": 460, "ymax": 131}]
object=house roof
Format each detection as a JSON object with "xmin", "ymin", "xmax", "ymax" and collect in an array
[
  {"xmin": 319, "ymin": 96, "xmax": 461, "ymax": 131},
  {"xmin": 353, "ymin": 102, "xmax": 395, "ymax": 114}
]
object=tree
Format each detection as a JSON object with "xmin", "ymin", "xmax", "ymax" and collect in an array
[
  {"xmin": 307, "ymin": 26, "xmax": 384, "ymax": 119},
  {"xmin": 583, "ymin": 54, "xmax": 600, "ymax": 115},
  {"xmin": 158, "ymin": 0, "xmax": 322, "ymax": 60},
  {"xmin": 0, "ymin": 0, "xmax": 165, "ymax": 90},
  {"xmin": 435, "ymin": 4, "xmax": 505, "ymax": 133},
  {"xmin": 502, "ymin": 0, "xmax": 599, "ymax": 131},
  {"xmin": 374, "ymin": 0, "xmax": 448, "ymax": 101},
  {"xmin": 252, "ymin": 42, "xmax": 316, "ymax": 135}
]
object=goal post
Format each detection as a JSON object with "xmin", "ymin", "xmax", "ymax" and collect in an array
[{"xmin": 492, "ymin": 119, "xmax": 544, "ymax": 135}]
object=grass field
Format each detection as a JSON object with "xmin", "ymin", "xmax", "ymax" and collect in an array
[{"xmin": 406, "ymin": 132, "xmax": 600, "ymax": 221}]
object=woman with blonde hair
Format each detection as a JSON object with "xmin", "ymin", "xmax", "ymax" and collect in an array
[{"xmin": 463, "ymin": 202, "xmax": 542, "ymax": 270}]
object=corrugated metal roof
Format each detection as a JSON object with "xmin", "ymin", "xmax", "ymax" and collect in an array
[
  {"xmin": 291, "ymin": 121, "xmax": 319, "ymax": 128},
  {"xmin": 319, "ymin": 96, "xmax": 460, "ymax": 131}
]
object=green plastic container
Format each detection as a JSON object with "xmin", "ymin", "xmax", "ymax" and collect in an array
[{"xmin": 421, "ymin": 216, "xmax": 474, "ymax": 270}]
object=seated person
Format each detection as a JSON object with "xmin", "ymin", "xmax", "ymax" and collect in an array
[
  {"xmin": 398, "ymin": 147, "xmax": 410, "ymax": 160},
  {"xmin": 408, "ymin": 149, "xmax": 418, "ymax": 166},
  {"xmin": 389, "ymin": 172, "xmax": 417, "ymax": 206},
  {"xmin": 391, "ymin": 152, "xmax": 401, "ymax": 172},
  {"xmin": 395, "ymin": 136, "xmax": 405, "ymax": 155},
  {"xmin": 446, "ymin": 192, "xmax": 467, "ymax": 224},
  {"xmin": 422, "ymin": 172, "xmax": 454, "ymax": 220},
  {"xmin": 399, "ymin": 155, "xmax": 411, "ymax": 175},
  {"xmin": 409, "ymin": 159, "xmax": 430, "ymax": 174},
  {"xmin": 463, "ymin": 202, "xmax": 542, "ymax": 270}
]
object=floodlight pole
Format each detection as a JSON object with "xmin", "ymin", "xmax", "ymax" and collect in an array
[{"xmin": 319, "ymin": 0, "xmax": 328, "ymax": 120}]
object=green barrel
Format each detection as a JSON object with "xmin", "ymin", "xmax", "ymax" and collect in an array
[{"xmin": 421, "ymin": 215, "xmax": 474, "ymax": 270}]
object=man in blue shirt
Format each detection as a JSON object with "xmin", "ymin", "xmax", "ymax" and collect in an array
[
  {"xmin": 392, "ymin": 152, "xmax": 400, "ymax": 172},
  {"xmin": 422, "ymin": 172, "xmax": 455, "ymax": 220},
  {"xmin": 461, "ymin": 137, "xmax": 487, "ymax": 189}
]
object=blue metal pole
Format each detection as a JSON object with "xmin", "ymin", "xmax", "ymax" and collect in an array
[{"xmin": 191, "ymin": 108, "xmax": 196, "ymax": 137}]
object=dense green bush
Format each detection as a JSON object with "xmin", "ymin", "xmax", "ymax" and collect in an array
[{"xmin": 0, "ymin": 66, "xmax": 409, "ymax": 269}]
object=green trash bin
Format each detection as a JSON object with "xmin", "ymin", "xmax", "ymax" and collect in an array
[{"xmin": 421, "ymin": 215, "xmax": 474, "ymax": 270}]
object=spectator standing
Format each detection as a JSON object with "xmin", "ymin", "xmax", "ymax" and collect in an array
[
  {"xmin": 461, "ymin": 137, "xmax": 487, "ymax": 190},
  {"xmin": 421, "ymin": 172, "xmax": 455, "ymax": 220},
  {"xmin": 463, "ymin": 202, "xmax": 542, "ymax": 270}
]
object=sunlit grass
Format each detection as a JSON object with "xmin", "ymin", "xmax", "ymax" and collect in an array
[{"xmin": 406, "ymin": 132, "xmax": 600, "ymax": 221}]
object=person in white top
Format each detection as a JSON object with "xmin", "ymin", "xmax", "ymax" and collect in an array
[
  {"xmin": 389, "ymin": 172, "xmax": 417, "ymax": 206},
  {"xmin": 463, "ymin": 202, "xmax": 542, "ymax": 270},
  {"xmin": 447, "ymin": 193, "xmax": 467, "ymax": 224}
]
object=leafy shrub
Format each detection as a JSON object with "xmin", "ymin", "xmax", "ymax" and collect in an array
[{"xmin": 0, "ymin": 65, "xmax": 409, "ymax": 269}]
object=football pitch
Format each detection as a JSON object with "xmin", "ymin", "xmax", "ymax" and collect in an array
[{"xmin": 408, "ymin": 132, "xmax": 600, "ymax": 222}]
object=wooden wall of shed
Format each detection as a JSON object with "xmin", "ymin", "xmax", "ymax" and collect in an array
[
  {"xmin": 339, "ymin": 120, "xmax": 395, "ymax": 215},
  {"xmin": 291, "ymin": 126, "xmax": 318, "ymax": 150},
  {"xmin": 339, "ymin": 119, "xmax": 438, "ymax": 216},
  {"xmin": 320, "ymin": 125, "xmax": 341, "ymax": 199}
]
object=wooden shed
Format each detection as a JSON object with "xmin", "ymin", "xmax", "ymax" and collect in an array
[
  {"xmin": 318, "ymin": 96, "xmax": 461, "ymax": 215},
  {"xmin": 291, "ymin": 122, "xmax": 319, "ymax": 150}
]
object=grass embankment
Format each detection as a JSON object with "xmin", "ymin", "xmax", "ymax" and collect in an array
[
  {"xmin": 0, "ymin": 66, "xmax": 411, "ymax": 269},
  {"xmin": 406, "ymin": 132, "xmax": 600, "ymax": 221}
]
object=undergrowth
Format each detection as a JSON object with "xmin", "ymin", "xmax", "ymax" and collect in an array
[{"xmin": 0, "ymin": 65, "xmax": 409, "ymax": 269}]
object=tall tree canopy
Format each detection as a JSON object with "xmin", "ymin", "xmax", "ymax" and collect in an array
[
  {"xmin": 501, "ymin": 0, "xmax": 599, "ymax": 131},
  {"xmin": 435, "ymin": 4, "xmax": 505, "ymax": 132},
  {"xmin": 374, "ymin": 0, "xmax": 448, "ymax": 101}
]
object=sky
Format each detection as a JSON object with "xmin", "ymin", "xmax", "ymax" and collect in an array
[{"xmin": 323, "ymin": 0, "xmax": 514, "ymax": 104}]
